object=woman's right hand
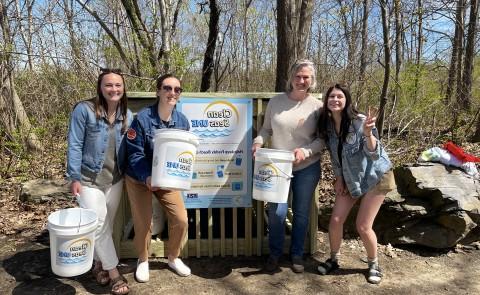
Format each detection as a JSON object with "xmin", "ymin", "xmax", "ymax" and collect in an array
[
  {"xmin": 146, "ymin": 176, "xmax": 160, "ymax": 191},
  {"xmin": 251, "ymin": 143, "xmax": 262, "ymax": 157},
  {"xmin": 333, "ymin": 176, "xmax": 348, "ymax": 196},
  {"xmin": 70, "ymin": 181, "xmax": 82, "ymax": 197}
]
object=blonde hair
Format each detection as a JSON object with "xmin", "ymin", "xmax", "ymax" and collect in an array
[{"xmin": 286, "ymin": 59, "xmax": 317, "ymax": 92}]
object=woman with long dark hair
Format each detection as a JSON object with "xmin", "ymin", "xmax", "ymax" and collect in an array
[
  {"xmin": 316, "ymin": 84, "xmax": 395, "ymax": 284},
  {"xmin": 67, "ymin": 68, "xmax": 132, "ymax": 294}
]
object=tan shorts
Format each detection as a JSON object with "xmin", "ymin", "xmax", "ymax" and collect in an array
[{"xmin": 373, "ymin": 170, "xmax": 396, "ymax": 194}]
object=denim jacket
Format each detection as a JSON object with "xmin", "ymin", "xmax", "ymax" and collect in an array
[
  {"xmin": 126, "ymin": 102, "xmax": 190, "ymax": 183},
  {"xmin": 326, "ymin": 115, "xmax": 392, "ymax": 198},
  {"xmin": 66, "ymin": 100, "xmax": 133, "ymax": 182}
]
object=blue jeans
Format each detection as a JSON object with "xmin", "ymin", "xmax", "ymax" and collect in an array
[{"xmin": 268, "ymin": 161, "xmax": 321, "ymax": 258}]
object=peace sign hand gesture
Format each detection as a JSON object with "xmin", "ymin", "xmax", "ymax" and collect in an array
[{"xmin": 364, "ymin": 106, "xmax": 378, "ymax": 137}]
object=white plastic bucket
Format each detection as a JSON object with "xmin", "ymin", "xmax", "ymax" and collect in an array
[
  {"xmin": 253, "ymin": 148, "xmax": 295, "ymax": 203},
  {"xmin": 47, "ymin": 208, "xmax": 98, "ymax": 277},
  {"xmin": 151, "ymin": 129, "xmax": 200, "ymax": 190}
]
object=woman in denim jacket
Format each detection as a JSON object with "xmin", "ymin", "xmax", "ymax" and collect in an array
[
  {"xmin": 67, "ymin": 69, "xmax": 132, "ymax": 295},
  {"xmin": 125, "ymin": 74, "xmax": 191, "ymax": 281},
  {"xmin": 316, "ymin": 84, "xmax": 395, "ymax": 284}
]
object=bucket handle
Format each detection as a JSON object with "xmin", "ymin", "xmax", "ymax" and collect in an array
[
  {"xmin": 78, "ymin": 208, "xmax": 82, "ymax": 234},
  {"xmin": 73, "ymin": 194, "xmax": 82, "ymax": 234},
  {"xmin": 262, "ymin": 157, "xmax": 294, "ymax": 179}
]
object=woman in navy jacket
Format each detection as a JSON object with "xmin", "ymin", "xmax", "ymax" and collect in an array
[{"xmin": 126, "ymin": 74, "xmax": 191, "ymax": 281}]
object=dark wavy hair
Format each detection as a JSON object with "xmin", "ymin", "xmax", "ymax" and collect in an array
[
  {"xmin": 92, "ymin": 68, "xmax": 128, "ymax": 133},
  {"xmin": 156, "ymin": 73, "xmax": 181, "ymax": 91},
  {"xmin": 318, "ymin": 83, "xmax": 359, "ymax": 144}
]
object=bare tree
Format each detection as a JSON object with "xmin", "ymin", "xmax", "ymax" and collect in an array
[
  {"xmin": 412, "ymin": 0, "xmax": 423, "ymax": 101},
  {"xmin": 75, "ymin": 0, "xmax": 136, "ymax": 73},
  {"xmin": 158, "ymin": 0, "xmax": 183, "ymax": 72},
  {"xmin": 275, "ymin": 0, "xmax": 314, "ymax": 92},
  {"xmin": 356, "ymin": 0, "xmax": 370, "ymax": 103},
  {"xmin": 14, "ymin": 0, "xmax": 35, "ymax": 70},
  {"xmin": 0, "ymin": 0, "xmax": 41, "ymax": 151},
  {"xmin": 377, "ymin": 0, "xmax": 391, "ymax": 137},
  {"xmin": 460, "ymin": 0, "xmax": 478, "ymax": 110},
  {"xmin": 200, "ymin": 0, "xmax": 220, "ymax": 92},
  {"xmin": 337, "ymin": 0, "xmax": 363, "ymax": 82},
  {"xmin": 445, "ymin": 0, "xmax": 465, "ymax": 104}
]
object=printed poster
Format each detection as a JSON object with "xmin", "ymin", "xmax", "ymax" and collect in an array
[{"xmin": 177, "ymin": 97, "xmax": 252, "ymax": 208}]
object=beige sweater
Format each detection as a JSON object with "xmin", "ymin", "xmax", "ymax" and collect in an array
[{"xmin": 253, "ymin": 93, "xmax": 324, "ymax": 171}]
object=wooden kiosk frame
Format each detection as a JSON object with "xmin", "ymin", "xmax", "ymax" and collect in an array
[{"xmin": 113, "ymin": 92, "xmax": 321, "ymax": 258}]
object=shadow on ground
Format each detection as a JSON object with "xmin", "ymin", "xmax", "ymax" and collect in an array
[{"xmin": 1, "ymin": 230, "xmax": 113, "ymax": 295}]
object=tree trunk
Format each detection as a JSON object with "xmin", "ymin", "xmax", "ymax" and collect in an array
[
  {"xmin": 357, "ymin": 0, "xmax": 370, "ymax": 104},
  {"xmin": 0, "ymin": 0, "xmax": 42, "ymax": 152},
  {"xmin": 460, "ymin": 0, "xmax": 478, "ymax": 110},
  {"xmin": 243, "ymin": 0, "xmax": 253, "ymax": 89},
  {"xmin": 158, "ymin": 0, "xmax": 182, "ymax": 73},
  {"xmin": 120, "ymin": 0, "xmax": 157, "ymax": 70},
  {"xmin": 412, "ymin": 0, "xmax": 423, "ymax": 102},
  {"xmin": 14, "ymin": 0, "xmax": 34, "ymax": 70},
  {"xmin": 445, "ymin": 0, "xmax": 465, "ymax": 104},
  {"xmin": 200, "ymin": 0, "xmax": 220, "ymax": 92},
  {"xmin": 454, "ymin": 0, "xmax": 465, "ymax": 107},
  {"xmin": 337, "ymin": 0, "xmax": 360, "ymax": 82},
  {"xmin": 392, "ymin": 0, "xmax": 402, "ymax": 110},
  {"xmin": 377, "ymin": 0, "xmax": 391, "ymax": 137},
  {"xmin": 275, "ymin": 0, "xmax": 314, "ymax": 92},
  {"xmin": 75, "ymin": 0, "xmax": 134, "ymax": 73},
  {"xmin": 473, "ymin": 107, "xmax": 480, "ymax": 142}
]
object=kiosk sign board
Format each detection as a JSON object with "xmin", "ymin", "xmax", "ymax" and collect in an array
[{"xmin": 177, "ymin": 97, "xmax": 253, "ymax": 208}]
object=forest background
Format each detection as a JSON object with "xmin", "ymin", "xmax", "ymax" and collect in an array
[{"xmin": 0, "ymin": 0, "xmax": 479, "ymax": 190}]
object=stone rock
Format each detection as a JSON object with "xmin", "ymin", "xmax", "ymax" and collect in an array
[
  {"xmin": 319, "ymin": 162, "xmax": 480, "ymax": 248},
  {"xmin": 19, "ymin": 179, "xmax": 71, "ymax": 203}
]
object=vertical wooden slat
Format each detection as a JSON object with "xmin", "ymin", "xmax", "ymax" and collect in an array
[
  {"xmin": 256, "ymin": 200, "xmax": 264, "ymax": 256},
  {"xmin": 233, "ymin": 208, "xmax": 238, "ymax": 257},
  {"xmin": 208, "ymin": 208, "xmax": 213, "ymax": 257},
  {"xmin": 195, "ymin": 208, "xmax": 201, "ymax": 258},
  {"xmin": 255, "ymin": 97, "xmax": 265, "ymax": 256},
  {"xmin": 220, "ymin": 208, "xmax": 225, "ymax": 257},
  {"xmin": 245, "ymin": 208, "xmax": 252, "ymax": 256}
]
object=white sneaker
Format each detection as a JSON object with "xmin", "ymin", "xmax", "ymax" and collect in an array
[
  {"xmin": 168, "ymin": 258, "xmax": 191, "ymax": 277},
  {"xmin": 135, "ymin": 259, "xmax": 149, "ymax": 282}
]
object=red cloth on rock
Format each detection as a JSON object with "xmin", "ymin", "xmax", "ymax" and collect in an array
[{"xmin": 443, "ymin": 141, "xmax": 480, "ymax": 163}]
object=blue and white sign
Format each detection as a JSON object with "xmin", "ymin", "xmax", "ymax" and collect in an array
[{"xmin": 177, "ymin": 97, "xmax": 253, "ymax": 208}]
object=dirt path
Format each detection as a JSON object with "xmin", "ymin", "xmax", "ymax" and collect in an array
[{"xmin": 1, "ymin": 230, "xmax": 479, "ymax": 295}]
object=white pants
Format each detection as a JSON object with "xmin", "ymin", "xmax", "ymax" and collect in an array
[{"xmin": 76, "ymin": 180, "xmax": 123, "ymax": 270}]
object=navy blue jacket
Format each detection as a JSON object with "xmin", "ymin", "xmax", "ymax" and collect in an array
[{"xmin": 126, "ymin": 102, "xmax": 190, "ymax": 183}]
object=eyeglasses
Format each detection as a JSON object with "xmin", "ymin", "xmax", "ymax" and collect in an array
[
  {"xmin": 162, "ymin": 85, "xmax": 183, "ymax": 94},
  {"xmin": 100, "ymin": 67, "xmax": 122, "ymax": 74}
]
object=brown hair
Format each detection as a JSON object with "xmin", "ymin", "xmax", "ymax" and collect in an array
[
  {"xmin": 318, "ymin": 83, "xmax": 359, "ymax": 143},
  {"xmin": 93, "ymin": 68, "xmax": 128, "ymax": 133}
]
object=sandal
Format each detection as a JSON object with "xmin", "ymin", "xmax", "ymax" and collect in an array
[
  {"xmin": 110, "ymin": 275, "xmax": 129, "ymax": 295},
  {"xmin": 92, "ymin": 267, "xmax": 110, "ymax": 286},
  {"xmin": 317, "ymin": 258, "xmax": 339, "ymax": 275},
  {"xmin": 367, "ymin": 264, "xmax": 383, "ymax": 284}
]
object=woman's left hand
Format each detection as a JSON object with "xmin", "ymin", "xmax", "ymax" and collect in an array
[
  {"xmin": 363, "ymin": 106, "xmax": 378, "ymax": 137},
  {"xmin": 293, "ymin": 148, "xmax": 305, "ymax": 164}
]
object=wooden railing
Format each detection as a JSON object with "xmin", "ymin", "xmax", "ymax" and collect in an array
[{"xmin": 113, "ymin": 92, "xmax": 321, "ymax": 258}]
